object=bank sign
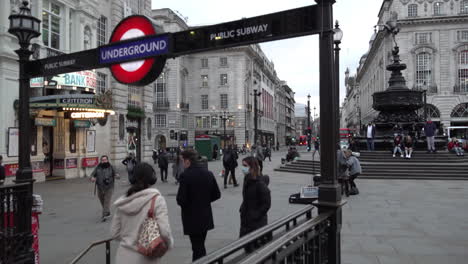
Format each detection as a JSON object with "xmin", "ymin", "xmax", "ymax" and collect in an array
[{"xmin": 52, "ymin": 71, "xmax": 97, "ymax": 90}]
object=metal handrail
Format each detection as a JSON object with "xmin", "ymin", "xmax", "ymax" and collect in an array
[
  {"xmin": 193, "ymin": 205, "xmax": 314, "ymax": 264},
  {"xmin": 69, "ymin": 238, "xmax": 114, "ymax": 264},
  {"xmin": 237, "ymin": 211, "xmax": 333, "ymax": 264}
]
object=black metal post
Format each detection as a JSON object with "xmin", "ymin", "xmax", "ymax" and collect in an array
[
  {"xmin": 423, "ymin": 90, "xmax": 427, "ymax": 121},
  {"xmin": 253, "ymin": 89, "xmax": 261, "ymax": 145},
  {"xmin": 314, "ymin": 1, "xmax": 343, "ymax": 264},
  {"xmin": 334, "ymin": 21, "xmax": 341, "ymax": 147},
  {"xmin": 307, "ymin": 95, "xmax": 311, "ymax": 151}
]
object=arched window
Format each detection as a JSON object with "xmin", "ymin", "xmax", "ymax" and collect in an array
[
  {"xmin": 434, "ymin": 2, "xmax": 444, "ymax": 15},
  {"xmin": 84, "ymin": 26, "xmax": 91, "ymax": 50},
  {"xmin": 408, "ymin": 4, "xmax": 418, "ymax": 17},
  {"xmin": 419, "ymin": 104, "xmax": 441, "ymax": 118},
  {"xmin": 459, "ymin": 50, "xmax": 468, "ymax": 92},
  {"xmin": 461, "ymin": 0, "xmax": 468, "ymax": 14},
  {"xmin": 416, "ymin": 52, "xmax": 432, "ymax": 88},
  {"xmin": 451, "ymin": 103, "xmax": 468, "ymax": 117}
]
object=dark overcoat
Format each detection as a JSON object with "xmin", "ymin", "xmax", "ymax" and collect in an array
[
  {"xmin": 239, "ymin": 174, "xmax": 271, "ymax": 236},
  {"xmin": 176, "ymin": 164, "xmax": 221, "ymax": 235}
]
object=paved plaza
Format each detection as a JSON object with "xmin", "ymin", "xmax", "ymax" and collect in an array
[{"xmin": 34, "ymin": 149, "xmax": 468, "ymax": 264}]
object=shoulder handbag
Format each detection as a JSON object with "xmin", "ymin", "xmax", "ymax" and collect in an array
[{"xmin": 136, "ymin": 195, "xmax": 168, "ymax": 257}]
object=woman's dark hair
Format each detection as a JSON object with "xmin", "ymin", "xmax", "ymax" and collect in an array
[
  {"xmin": 242, "ymin": 156, "xmax": 260, "ymax": 179},
  {"xmin": 127, "ymin": 162, "xmax": 157, "ymax": 197},
  {"xmin": 181, "ymin": 149, "xmax": 198, "ymax": 163}
]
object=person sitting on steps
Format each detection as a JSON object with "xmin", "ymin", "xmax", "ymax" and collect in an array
[
  {"xmin": 448, "ymin": 137, "xmax": 465, "ymax": 156},
  {"xmin": 403, "ymin": 135, "xmax": 414, "ymax": 159},
  {"xmin": 393, "ymin": 134, "xmax": 403, "ymax": 158}
]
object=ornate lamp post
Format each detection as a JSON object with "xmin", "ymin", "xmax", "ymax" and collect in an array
[
  {"xmin": 252, "ymin": 89, "xmax": 262, "ymax": 145},
  {"xmin": 219, "ymin": 111, "xmax": 229, "ymax": 148},
  {"xmin": 307, "ymin": 94, "xmax": 311, "ymax": 151},
  {"xmin": 8, "ymin": 1, "xmax": 41, "ymax": 262},
  {"xmin": 333, "ymin": 20, "xmax": 343, "ymax": 140}
]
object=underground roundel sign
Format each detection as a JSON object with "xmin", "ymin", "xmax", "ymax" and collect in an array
[{"xmin": 103, "ymin": 15, "xmax": 167, "ymax": 85}]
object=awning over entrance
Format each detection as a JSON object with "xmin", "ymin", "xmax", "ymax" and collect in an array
[{"xmin": 29, "ymin": 93, "xmax": 114, "ymax": 113}]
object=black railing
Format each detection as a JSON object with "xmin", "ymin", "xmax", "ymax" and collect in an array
[
  {"xmin": 193, "ymin": 205, "xmax": 333, "ymax": 264},
  {"xmin": 69, "ymin": 238, "xmax": 113, "ymax": 264},
  {"xmin": 154, "ymin": 100, "xmax": 170, "ymax": 109},
  {"xmin": 180, "ymin": 102, "xmax": 190, "ymax": 110},
  {"xmin": 0, "ymin": 183, "xmax": 35, "ymax": 264}
]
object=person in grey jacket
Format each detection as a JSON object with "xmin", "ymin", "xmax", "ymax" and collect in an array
[
  {"xmin": 91, "ymin": 155, "xmax": 117, "ymax": 222},
  {"xmin": 345, "ymin": 149, "xmax": 361, "ymax": 195},
  {"xmin": 337, "ymin": 149, "xmax": 350, "ymax": 195}
]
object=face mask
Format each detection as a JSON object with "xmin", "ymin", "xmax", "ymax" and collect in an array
[{"xmin": 241, "ymin": 166, "xmax": 250, "ymax": 175}]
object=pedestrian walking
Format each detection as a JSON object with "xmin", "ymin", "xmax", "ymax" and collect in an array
[
  {"xmin": 252, "ymin": 145, "xmax": 264, "ymax": 173},
  {"xmin": 263, "ymin": 146, "xmax": 272, "ymax": 161},
  {"xmin": 222, "ymin": 146, "xmax": 239, "ymax": 189},
  {"xmin": 0, "ymin": 155, "xmax": 5, "ymax": 185},
  {"xmin": 448, "ymin": 137, "xmax": 465, "ymax": 156},
  {"xmin": 176, "ymin": 149, "xmax": 221, "ymax": 261},
  {"xmin": 337, "ymin": 149, "xmax": 350, "ymax": 196},
  {"xmin": 423, "ymin": 119, "xmax": 437, "ymax": 153},
  {"xmin": 152, "ymin": 149, "xmax": 158, "ymax": 165},
  {"xmin": 90, "ymin": 155, "xmax": 117, "ymax": 222},
  {"xmin": 111, "ymin": 162, "xmax": 174, "ymax": 264},
  {"xmin": 392, "ymin": 134, "xmax": 403, "ymax": 158},
  {"xmin": 239, "ymin": 156, "xmax": 271, "ymax": 252},
  {"xmin": 403, "ymin": 135, "xmax": 414, "ymax": 159},
  {"xmin": 122, "ymin": 153, "xmax": 137, "ymax": 184},
  {"xmin": 345, "ymin": 149, "xmax": 361, "ymax": 195},
  {"xmin": 157, "ymin": 149, "xmax": 169, "ymax": 182},
  {"xmin": 366, "ymin": 122, "xmax": 376, "ymax": 151},
  {"xmin": 172, "ymin": 150, "xmax": 184, "ymax": 184}
]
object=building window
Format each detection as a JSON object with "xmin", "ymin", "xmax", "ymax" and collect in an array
[
  {"xmin": 42, "ymin": 0, "xmax": 61, "ymax": 50},
  {"xmin": 97, "ymin": 16, "xmax": 107, "ymax": 46},
  {"xmin": 415, "ymin": 33, "xmax": 432, "ymax": 45},
  {"xmin": 461, "ymin": 1, "xmax": 468, "ymax": 14},
  {"xmin": 220, "ymin": 74, "xmax": 228, "ymax": 86},
  {"xmin": 201, "ymin": 75, "xmax": 208, "ymax": 87},
  {"xmin": 195, "ymin": 116, "xmax": 210, "ymax": 128},
  {"xmin": 458, "ymin": 31, "xmax": 468, "ymax": 42},
  {"xmin": 408, "ymin": 4, "xmax": 418, "ymax": 17},
  {"xmin": 416, "ymin": 52, "xmax": 432, "ymax": 88},
  {"xmin": 119, "ymin": 114, "xmax": 125, "ymax": 140},
  {"xmin": 201, "ymin": 95, "xmax": 209, "ymax": 110},
  {"xmin": 451, "ymin": 103, "xmax": 468, "ymax": 117},
  {"xmin": 84, "ymin": 26, "xmax": 92, "ymax": 50},
  {"xmin": 459, "ymin": 50, "xmax": 468, "ymax": 92},
  {"xmin": 155, "ymin": 73, "xmax": 167, "ymax": 105},
  {"xmin": 434, "ymin": 2, "xmax": 443, "ymax": 15},
  {"xmin": 220, "ymin": 94, "xmax": 228, "ymax": 109},
  {"xmin": 155, "ymin": 114, "xmax": 167, "ymax": 127},
  {"xmin": 201, "ymin": 58, "xmax": 208, "ymax": 68},
  {"xmin": 97, "ymin": 72, "xmax": 107, "ymax": 94},
  {"xmin": 128, "ymin": 86, "xmax": 142, "ymax": 108},
  {"xmin": 220, "ymin": 57, "xmax": 228, "ymax": 66},
  {"xmin": 181, "ymin": 115, "xmax": 188, "ymax": 128},
  {"xmin": 211, "ymin": 116, "xmax": 218, "ymax": 128}
]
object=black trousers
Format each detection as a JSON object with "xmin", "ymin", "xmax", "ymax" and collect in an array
[
  {"xmin": 189, "ymin": 232, "xmax": 207, "ymax": 261},
  {"xmin": 160, "ymin": 167, "xmax": 168, "ymax": 181},
  {"xmin": 258, "ymin": 159, "xmax": 263, "ymax": 173},
  {"xmin": 224, "ymin": 167, "xmax": 238, "ymax": 186}
]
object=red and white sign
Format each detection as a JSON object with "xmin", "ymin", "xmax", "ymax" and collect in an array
[
  {"xmin": 108, "ymin": 15, "xmax": 166, "ymax": 85},
  {"xmin": 82, "ymin": 157, "xmax": 99, "ymax": 168}
]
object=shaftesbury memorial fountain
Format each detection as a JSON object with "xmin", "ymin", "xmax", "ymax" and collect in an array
[{"xmin": 368, "ymin": 21, "xmax": 425, "ymax": 148}]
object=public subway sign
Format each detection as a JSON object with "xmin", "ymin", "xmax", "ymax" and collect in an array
[
  {"xmin": 103, "ymin": 15, "xmax": 168, "ymax": 85},
  {"xmin": 25, "ymin": 5, "xmax": 321, "ymax": 78}
]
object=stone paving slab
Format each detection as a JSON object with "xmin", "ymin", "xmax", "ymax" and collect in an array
[{"xmin": 32, "ymin": 149, "xmax": 468, "ymax": 264}]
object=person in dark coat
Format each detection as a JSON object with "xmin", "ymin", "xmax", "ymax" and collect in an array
[
  {"xmin": 239, "ymin": 156, "xmax": 271, "ymax": 252},
  {"xmin": 0, "ymin": 155, "xmax": 5, "ymax": 185},
  {"xmin": 423, "ymin": 119, "xmax": 437, "ymax": 153},
  {"xmin": 176, "ymin": 149, "xmax": 221, "ymax": 261},
  {"xmin": 152, "ymin": 149, "xmax": 158, "ymax": 165},
  {"xmin": 366, "ymin": 122, "xmax": 376, "ymax": 151},
  {"xmin": 158, "ymin": 149, "xmax": 169, "ymax": 182},
  {"xmin": 90, "ymin": 155, "xmax": 117, "ymax": 222},
  {"xmin": 222, "ymin": 146, "xmax": 239, "ymax": 189},
  {"xmin": 121, "ymin": 153, "xmax": 137, "ymax": 184}
]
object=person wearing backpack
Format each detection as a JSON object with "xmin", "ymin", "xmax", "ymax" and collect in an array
[
  {"xmin": 239, "ymin": 156, "xmax": 271, "ymax": 252},
  {"xmin": 111, "ymin": 162, "xmax": 174, "ymax": 264},
  {"xmin": 91, "ymin": 155, "xmax": 117, "ymax": 222},
  {"xmin": 223, "ymin": 146, "xmax": 239, "ymax": 189},
  {"xmin": 158, "ymin": 149, "xmax": 169, "ymax": 182},
  {"xmin": 122, "ymin": 153, "xmax": 137, "ymax": 184}
]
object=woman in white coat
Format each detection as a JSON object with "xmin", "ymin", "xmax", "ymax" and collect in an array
[{"xmin": 111, "ymin": 163, "xmax": 174, "ymax": 264}]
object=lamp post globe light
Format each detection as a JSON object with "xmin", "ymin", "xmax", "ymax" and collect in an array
[
  {"xmin": 333, "ymin": 20, "xmax": 343, "ymax": 143},
  {"xmin": 7, "ymin": 1, "xmax": 41, "ymax": 262}
]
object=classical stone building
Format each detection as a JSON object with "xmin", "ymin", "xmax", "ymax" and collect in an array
[
  {"xmin": 275, "ymin": 81, "xmax": 296, "ymax": 146},
  {"xmin": 343, "ymin": 0, "xmax": 468, "ymax": 135},
  {"xmin": 0, "ymin": 0, "xmax": 156, "ymax": 183}
]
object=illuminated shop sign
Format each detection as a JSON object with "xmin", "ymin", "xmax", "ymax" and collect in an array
[{"xmin": 70, "ymin": 112, "xmax": 105, "ymax": 119}]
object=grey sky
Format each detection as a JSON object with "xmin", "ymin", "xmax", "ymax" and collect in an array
[{"xmin": 151, "ymin": 0, "xmax": 383, "ymax": 116}]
